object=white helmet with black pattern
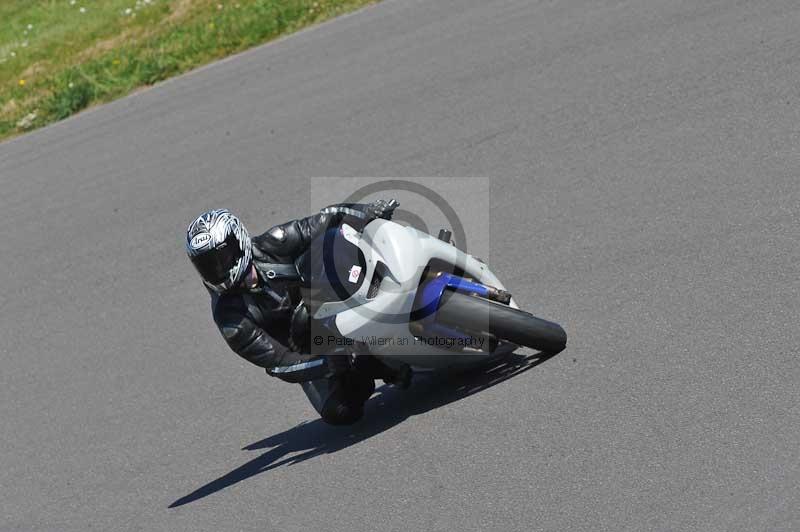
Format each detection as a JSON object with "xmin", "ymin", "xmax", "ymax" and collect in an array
[{"xmin": 186, "ymin": 209, "xmax": 252, "ymax": 293}]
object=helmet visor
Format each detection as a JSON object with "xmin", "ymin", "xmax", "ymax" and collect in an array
[{"xmin": 190, "ymin": 233, "xmax": 245, "ymax": 285}]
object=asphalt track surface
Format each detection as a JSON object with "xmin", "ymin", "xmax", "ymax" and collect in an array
[{"xmin": 2, "ymin": 1, "xmax": 799, "ymax": 530}]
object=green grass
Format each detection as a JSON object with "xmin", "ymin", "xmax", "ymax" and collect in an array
[{"xmin": 0, "ymin": 0, "xmax": 375, "ymax": 140}]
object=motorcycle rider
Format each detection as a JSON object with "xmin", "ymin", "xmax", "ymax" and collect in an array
[{"xmin": 186, "ymin": 199, "xmax": 411, "ymax": 425}]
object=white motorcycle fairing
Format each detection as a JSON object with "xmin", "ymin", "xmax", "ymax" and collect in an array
[{"xmin": 311, "ymin": 220, "xmax": 519, "ymax": 370}]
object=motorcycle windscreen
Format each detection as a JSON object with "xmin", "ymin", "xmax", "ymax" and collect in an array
[{"xmin": 297, "ymin": 226, "xmax": 367, "ymax": 309}]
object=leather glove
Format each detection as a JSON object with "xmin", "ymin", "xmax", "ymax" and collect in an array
[{"xmin": 366, "ymin": 199, "xmax": 400, "ymax": 220}]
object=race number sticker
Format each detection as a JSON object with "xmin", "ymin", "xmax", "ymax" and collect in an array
[{"xmin": 348, "ymin": 265, "xmax": 362, "ymax": 283}]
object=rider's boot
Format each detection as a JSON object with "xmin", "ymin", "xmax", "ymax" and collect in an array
[
  {"xmin": 353, "ymin": 355, "xmax": 412, "ymax": 389},
  {"xmin": 343, "ymin": 371, "xmax": 376, "ymax": 405},
  {"xmin": 382, "ymin": 363, "xmax": 412, "ymax": 390}
]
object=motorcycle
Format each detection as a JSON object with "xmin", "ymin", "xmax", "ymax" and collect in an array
[{"xmin": 294, "ymin": 218, "xmax": 567, "ymax": 417}]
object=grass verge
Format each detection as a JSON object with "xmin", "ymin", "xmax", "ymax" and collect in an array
[{"xmin": 0, "ymin": 0, "xmax": 375, "ymax": 141}]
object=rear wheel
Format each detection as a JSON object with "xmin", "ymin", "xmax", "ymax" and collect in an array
[{"xmin": 437, "ymin": 291, "xmax": 567, "ymax": 353}]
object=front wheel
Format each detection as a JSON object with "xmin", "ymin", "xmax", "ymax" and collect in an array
[{"xmin": 437, "ymin": 291, "xmax": 567, "ymax": 353}]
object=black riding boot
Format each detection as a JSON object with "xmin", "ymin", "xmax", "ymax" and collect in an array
[{"xmin": 353, "ymin": 355, "xmax": 412, "ymax": 389}]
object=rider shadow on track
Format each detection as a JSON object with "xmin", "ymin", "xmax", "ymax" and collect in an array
[{"xmin": 169, "ymin": 351, "xmax": 556, "ymax": 508}]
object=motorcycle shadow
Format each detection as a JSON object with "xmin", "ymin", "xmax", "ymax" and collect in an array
[{"xmin": 169, "ymin": 350, "xmax": 556, "ymax": 508}]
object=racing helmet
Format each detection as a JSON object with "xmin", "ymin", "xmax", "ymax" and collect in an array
[{"xmin": 186, "ymin": 209, "xmax": 252, "ymax": 293}]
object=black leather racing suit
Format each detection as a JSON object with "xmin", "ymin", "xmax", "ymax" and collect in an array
[{"xmin": 209, "ymin": 203, "xmax": 394, "ymax": 424}]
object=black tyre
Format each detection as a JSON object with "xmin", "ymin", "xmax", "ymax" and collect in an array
[{"xmin": 437, "ymin": 290, "xmax": 567, "ymax": 353}]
